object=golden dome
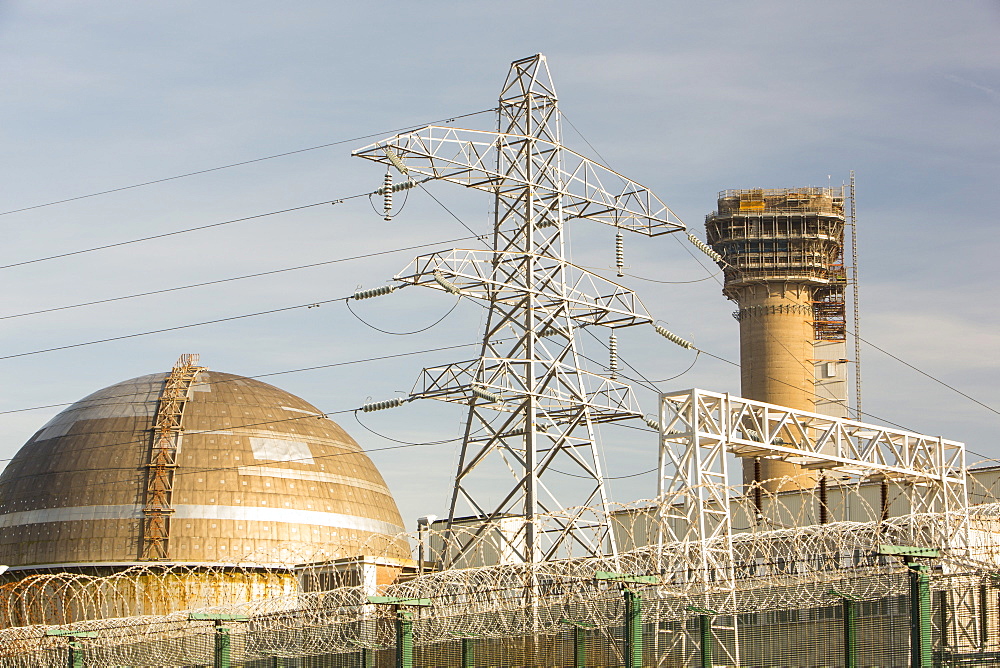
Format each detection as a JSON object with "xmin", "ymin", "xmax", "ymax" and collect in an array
[{"xmin": 0, "ymin": 365, "xmax": 408, "ymax": 569}]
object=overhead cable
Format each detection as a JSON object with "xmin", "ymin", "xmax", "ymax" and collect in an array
[
  {"xmin": 0, "ymin": 297, "xmax": 349, "ymax": 362},
  {"xmin": 1, "ymin": 235, "xmax": 478, "ymax": 322},
  {"xmin": 0, "ymin": 341, "xmax": 484, "ymax": 416},
  {"xmin": 856, "ymin": 333, "xmax": 1000, "ymax": 417},
  {"xmin": 417, "ymin": 182, "xmax": 484, "ymax": 239},
  {"xmin": 346, "ymin": 295, "xmax": 461, "ymax": 336},
  {"xmin": 0, "ymin": 108, "xmax": 497, "ymax": 219},
  {"xmin": 0, "ymin": 409, "xmax": 464, "ymax": 490},
  {"xmin": 0, "ymin": 198, "xmax": 361, "ymax": 272},
  {"xmin": 0, "ymin": 174, "xmax": 487, "ymax": 275}
]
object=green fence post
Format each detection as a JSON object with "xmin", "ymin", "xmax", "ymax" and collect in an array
[
  {"xmin": 980, "ymin": 584, "xmax": 989, "ymax": 650},
  {"xmin": 909, "ymin": 562, "xmax": 932, "ymax": 668},
  {"xmin": 361, "ymin": 647, "xmax": 375, "ymax": 668},
  {"xmin": 876, "ymin": 544, "xmax": 938, "ymax": 668},
  {"xmin": 624, "ymin": 589, "xmax": 643, "ymax": 668},
  {"xmin": 461, "ymin": 636, "xmax": 475, "ymax": 667},
  {"xmin": 685, "ymin": 605, "xmax": 717, "ymax": 668},
  {"xmin": 68, "ymin": 639, "xmax": 84, "ymax": 668},
  {"xmin": 574, "ymin": 625, "xmax": 586, "ymax": 668},
  {"xmin": 46, "ymin": 630, "xmax": 96, "ymax": 668},
  {"xmin": 213, "ymin": 624, "xmax": 231, "ymax": 668},
  {"xmin": 561, "ymin": 618, "xmax": 594, "ymax": 668},
  {"xmin": 594, "ymin": 572, "xmax": 657, "ymax": 668},
  {"xmin": 830, "ymin": 590, "xmax": 857, "ymax": 668},
  {"xmin": 188, "ymin": 614, "xmax": 247, "ymax": 668},
  {"xmin": 366, "ymin": 596, "xmax": 430, "ymax": 668},
  {"xmin": 396, "ymin": 609, "xmax": 414, "ymax": 668},
  {"xmin": 843, "ymin": 598, "xmax": 857, "ymax": 668},
  {"xmin": 699, "ymin": 614, "xmax": 713, "ymax": 668},
  {"xmin": 938, "ymin": 589, "xmax": 950, "ymax": 661}
]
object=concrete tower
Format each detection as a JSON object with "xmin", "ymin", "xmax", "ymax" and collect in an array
[{"xmin": 706, "ymin": 188, "xmax": 848, "ymax": 490}]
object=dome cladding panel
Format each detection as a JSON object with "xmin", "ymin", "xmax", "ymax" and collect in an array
[{"xmin": 0, "ymin": 371, "xmax": 408, "ymax": 567}]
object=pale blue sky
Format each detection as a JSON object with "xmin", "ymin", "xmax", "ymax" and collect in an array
[{"xmin": 0, "ymin": 1, "xmax": 997, "ymax": 524}]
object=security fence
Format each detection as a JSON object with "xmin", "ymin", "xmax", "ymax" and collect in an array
[
  {"xmin": 3, "ymin": 495, "xmax": 1000, "ymax": 667},
  {"xmin": 6, "ymin": 565, "xmax": 1000, "ymax": 667}
]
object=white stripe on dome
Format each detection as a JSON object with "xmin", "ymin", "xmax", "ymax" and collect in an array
[
  {"xmin": 172, "ymin": 505, "xmax": 404, "ymax": 535},
  {"xmin": 0, "ymin": 505, "xmax": 141, "ymax": 526},
  {"xmin": 33, "ymin": 375, "xmax": 164, "ymax": 441},
  {"xmin": 191, "ymin": 372, "xmax": 212, "ymax": 392},
  {"xmin": 0, "ymin": 504, "xmax": 404, "ymax": 536},
  {"xmin": 279, "ymin": 406, "xmax": 323, "ymax": 416},
  {"xmin": 237, "ymin": 466, "xmax": 391, "ymax": 495}
]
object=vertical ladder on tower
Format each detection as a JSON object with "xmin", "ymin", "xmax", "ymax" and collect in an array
[{"xmin": 139, "ymin": 354, "xmax": 206, "ymax": 561}]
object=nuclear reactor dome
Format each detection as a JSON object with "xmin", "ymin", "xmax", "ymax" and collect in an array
[{"xmin": 0, "ymin": 360, "xmax": 409, "ymax": 570}]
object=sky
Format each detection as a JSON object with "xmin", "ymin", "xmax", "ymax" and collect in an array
[{"xmin": 0, "ymin": 1, "xmax": 997, "ymax": 529}]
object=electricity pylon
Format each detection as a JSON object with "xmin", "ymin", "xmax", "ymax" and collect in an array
[{"xmin": 354, "ymin": 54, "xmax": 685, "ymax": 565}]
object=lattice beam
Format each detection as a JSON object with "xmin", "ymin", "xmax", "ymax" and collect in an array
[{"xmin": 353, "ymin": 128, "xmax": 685, "ymax": 237}]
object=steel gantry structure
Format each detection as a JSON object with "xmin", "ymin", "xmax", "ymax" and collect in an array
[
  {"xmin": 354, "ymin": 54, "xmax": 686, "ymax": 565},
  {"xmin": 657, "ymin": 388, "xmax": 968, "ymax": 551},
  {"xmin": 653, "ymin": 388, "xmax": 968, "ymax": 665}
]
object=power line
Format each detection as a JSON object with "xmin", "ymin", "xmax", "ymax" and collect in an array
[
  {"xmin": 856, "ymin": 333, "xmax": 1000, "ymax": 417},
  {"xmin": 691, "ymin": 347, "xmax": 929, "ymax": 438},
  {"xmin": 623, "ymin": 270, "xmax": 722, "ymax": 285},
  {"xmin": 561, "ymin": 111, "xmax": 613, "ymax": 169},
  {"xmin": 0, "ymin": 108, "xmax": 497, "ymax": 219},
  {"xmin": 0, "ymin": 340, "xmax": 496, "ymax": 418},
  {"xmin": 0, "ymin": 341, "xmax": 487, "ymax": 468},
  {"xmin": 403, "ymin": 188, "xmax": 993, "ymax": 447},
  {"xmin": 0, "ymin": 335, "xmax": 989, "ymax": 492},
  {"xmin": 0, "ymin": 296, "xmax": 349, "ymax": 362},
  {"xmin": 416, "ymin": 182, "xmax": 483, "ymax": 239},
  {"xmin": 0, "ymin": 112, "xmax": 500, "ymax": 274},
  {"xmin": 0, "ymin": 235, "xmax": 479, "ymax": 322},
  {"xmin": 0, "ymin": 197, "xmax": 363, "ymax": 272},
  {"xmin": 352, "ymin": 409, "xmax": 463, "ymax": 447},
  {"xmin": 346, "ymin": 295, "xmax": 462, "ymax": 336},
  {"xmin": 610, "ymin": 171, "xmax": 998, "ymax": 429}
]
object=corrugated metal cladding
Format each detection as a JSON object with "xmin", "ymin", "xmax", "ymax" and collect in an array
[{"xmin": 0, "ymin": 371, "xmax": 410, "ymax": 568}]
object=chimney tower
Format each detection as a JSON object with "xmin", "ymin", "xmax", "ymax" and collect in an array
[{"xmin": 706, "ymin": 188, "xmax": 848, "ymax": 490}]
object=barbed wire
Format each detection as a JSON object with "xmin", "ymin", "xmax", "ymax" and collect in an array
[{"xmin": 1, "ymin": 476, "xmax": 998, "ymax": 666}]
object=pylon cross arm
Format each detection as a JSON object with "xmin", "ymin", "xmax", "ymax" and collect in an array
[
  {"xmin": 394, "ymin": 249, "xmax": 653, "ymax": 327},
  {"xmin": 353, "ymin": 126, "xmax": 685, "ymax": 236},
  {"xmin": 410, "ymin": 358, "xmax": 643, "ymax": 421}
]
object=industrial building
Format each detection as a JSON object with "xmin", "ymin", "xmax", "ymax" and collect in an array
[
  {"xmin": 0, "ymin": 355, "xmax": 412, "ymax": 624},
  {"xmin": 0, "ymin": 54, "xmax": 993, "ymax": 668}
]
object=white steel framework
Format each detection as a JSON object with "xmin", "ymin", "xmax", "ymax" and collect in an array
[
  {"xmin": 353, "ymin": 54, "xmax": 685, "ymax": 565},
  {"xmin": 655, "ymin": 388, "xmax": 969, "ymax": 664},
  {"xmin": 658, "ymin": 388, "xmax": 968, "ymax": 560}
]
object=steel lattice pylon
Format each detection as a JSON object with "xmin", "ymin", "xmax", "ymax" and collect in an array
[{"xmin": 354, "ymin": 54, "xmax": 685, "ymax": 565}]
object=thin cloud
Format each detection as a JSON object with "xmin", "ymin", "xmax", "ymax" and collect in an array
[{"xmin": 946, "ymin": 74, "xmax": 1000, "ymax": 102}]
